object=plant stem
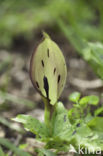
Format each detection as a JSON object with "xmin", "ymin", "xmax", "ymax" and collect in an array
[{"xmin": 42, "ymin": 97, "xmax": 53, "ymax": 132}]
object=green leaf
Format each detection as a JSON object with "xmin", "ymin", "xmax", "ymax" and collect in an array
[
  {"xmin": 43, "ymin": 102, "xmax": 73, "ymax": 152},
  {"xmin": 79, "ymin": 96, "xmax": 90, "ymax": 106},
  {"xmin": 94, "ymin": 107, "xmax": 103, "ymax": 116},
  {"xmin": 46, "ymin": 102, "xmax": 103, "ymax": 153},
  {"xmin": 0, "ymin": 138, "xmax": 31, "ymax": 156},
  {"xmin": 45, "ymin": 102, "xmax": 74, "ymax": 152},
  {"xmin": 45, "ymin": 138, "xmax": 70, "ymax": 152},
  {"xmin": 12, "ymin": 114, "xmax": 49, "ymax": 139},
  {"xmin": 68, "ymin": 107, "xmax": 81, "ymax": 123},
  {"xmin": 72, "ymin": 124, "xmax": 103, "ymax": 152},
  {"xmin": 79, "ymin": 95, "xmax": 99, "ymax": 106},
  {"xmin": 76, "ymin": 124, "xmax": 93, "ymax": 138},
  {"xmin": 0, "ymin": 146, "xmax": 5, "ymax": 156},
  {"xmin": 69, "ymin": 92, "xmax": 81, "ymax": 103},
  {"xmin": 84, "ymin": 113, "xmax": 93, "ymax": 123},
  {"xmin": 88, "ymin": 95, "xmax": 99, "ymax": 105},
  {"xmin": 51, "ymin": 102, "xmax": 71, "ymax": 137},
  {"xmin": 68, "ymin": 108, "xmax": 74, "ymax": 118},
  {"xmin": 87, "ymin": 117, "xmax": 103, "ymax": 132}
]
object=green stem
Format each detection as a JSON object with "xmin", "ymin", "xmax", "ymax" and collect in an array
[{"xmin": 42, "ymin": 97, "xmax": 53, "ymax": 133}]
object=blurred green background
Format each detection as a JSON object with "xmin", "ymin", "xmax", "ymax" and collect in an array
[{"xmin": 0, "ymin": 0, "xmax": 103, "ymax": 46}]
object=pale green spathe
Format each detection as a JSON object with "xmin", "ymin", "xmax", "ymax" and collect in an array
[{"xmin": 30, "ymin": 32, "xmax": 67, "ymax": 105}]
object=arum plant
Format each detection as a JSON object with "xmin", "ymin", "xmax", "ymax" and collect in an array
[
  {"xmin": 30, "ymin": 32, "xmax": 67, "ymax": 130},
  {"xmin": 13, "ymin": 33, "xmax": 103, "ymax": 156}
]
